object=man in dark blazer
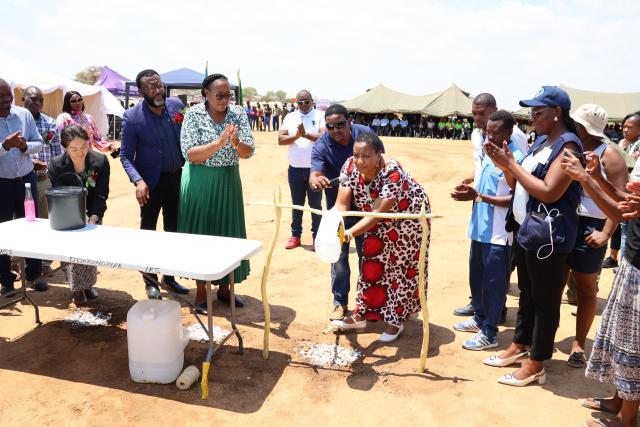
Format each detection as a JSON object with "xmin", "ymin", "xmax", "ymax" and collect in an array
[{"xmin": 120, "ymin": 69, "xmax": 189, "ymax": 299}]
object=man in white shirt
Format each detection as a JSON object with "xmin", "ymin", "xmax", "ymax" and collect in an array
[
  {"xmin": 454, "ymin": 93, "xmax": 529, "ymax": 318},
  {"xmin": 371, "ymin": 116, "xmax": 381, "ymax": 134},
  {"xmin": 278, "ymin": 90, "xmax": 326, "ymax": 249}
]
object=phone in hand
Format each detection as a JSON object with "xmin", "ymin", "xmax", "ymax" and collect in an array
[{"xmin": 571, "ymin": 150, "xmax": 587, "ymax": 167}]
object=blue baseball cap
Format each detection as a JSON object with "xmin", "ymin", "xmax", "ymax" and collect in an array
[{"xmin": 519, "ymin": 86, "xmax": 571, "ymax": 110}]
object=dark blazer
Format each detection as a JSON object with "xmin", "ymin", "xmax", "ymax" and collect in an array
[
  {"xmin": 48, "ymin": 151, "xmax": 110, "ymax": 218},
  {"xmin": 120, "ymin": 97, "xmax": 185, "ymax": 189}
]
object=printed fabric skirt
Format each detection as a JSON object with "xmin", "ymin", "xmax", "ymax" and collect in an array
[
  {"xmin": 585, "ymin": 257, "xmax": 640, "ymax": 400},
  {"xmin": 177, "ymin": 163, "xmax": 250, "ymax": 286},
  {"xmin": 67, "ymin": 264, "xmax": 97, "ymax": 292}
]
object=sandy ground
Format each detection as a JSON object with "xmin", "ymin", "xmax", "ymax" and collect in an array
[{"xmin": 0, "ymin": 133, "xmax": 618, "ymax": 426}]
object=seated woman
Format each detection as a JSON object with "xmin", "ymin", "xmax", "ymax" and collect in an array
[
  {"xmin": 56, "ymin": 91, "xmax": 116, "ymax": 153},
  {"xmin": 331, "ymin": 132, "xmax": 431, "ymax": 343},
  {"xmin": 48, "ymin": 125, "xmax": 110, "ymax": 305}
]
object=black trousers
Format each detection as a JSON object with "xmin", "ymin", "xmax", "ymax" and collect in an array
[
  {"xmin": 140, "ymin": 170, "xmax": 180, "ymax": 286},
  {"xmin": 512, "ymin": 242, "xmax": 568, "ymax": 361},
  {"xmin": 0, "ymin": 172, "xmax": 42, "ymax": 287}
]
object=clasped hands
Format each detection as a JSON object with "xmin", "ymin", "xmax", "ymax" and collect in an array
[
  {"xmin": 2, "ymin": 131, "xmax": 27, "ymax": 151},
  {"xmin": 218, "ymin": 124, "xmax": 240, "ymax": 149}
]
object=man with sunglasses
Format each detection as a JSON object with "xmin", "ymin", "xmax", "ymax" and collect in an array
[
  {"xmin": 120, "ymin": 69, "xmax": 189, "ymax": 299},
  {"xmin": 278, "ymin": 90, "xmax": 326, "ymax": 250},
  {"xmin": 310, "ymin": 104, "xmax": 383, "ymax": 320}
]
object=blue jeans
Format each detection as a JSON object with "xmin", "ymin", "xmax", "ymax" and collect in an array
[
  {"xmin": 288, "ymin": 166, "xmax": 322, "ymax": 238},
  {"xmin": 331, "ymin": 217, "xmax": 363, "ymax": 306},
  {"xmin": 0, "ymin": 172, "xmax": 42, "ymax": 286},
  {"xmin": 470, "ymin": 240, "xmax": 511, "ymax": 340},
  {"xmin": 620, "ymin": 221, "xmax": 629, "ymax": 260}
]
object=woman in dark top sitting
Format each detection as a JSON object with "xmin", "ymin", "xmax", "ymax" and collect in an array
[
  {"xmin": 48, "ymin": 125, "xmax": 110, "ymax": 305},
  {"xmin": 483, "ymin": 86, "xmax": 582, "ymax": 387}
]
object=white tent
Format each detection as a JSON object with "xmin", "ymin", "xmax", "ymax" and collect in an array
[{"xmin": 0, "ymin": 50, "xmax": 124, "ymax": 136}]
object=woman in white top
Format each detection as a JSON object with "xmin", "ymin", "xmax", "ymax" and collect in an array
[{"xmin": 563, "ymin": 104, "xmax": 628, "ymax": 369}]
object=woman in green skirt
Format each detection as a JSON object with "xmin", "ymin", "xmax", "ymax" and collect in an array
[{"xmin": 179, "ymin": 73, "xmax": 255, "ymax": 311}]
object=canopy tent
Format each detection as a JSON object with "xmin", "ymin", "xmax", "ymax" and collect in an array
[
  {"xmin": 514, "ymin": 84, "xmax": 640, "ymax": 122},
  {"xmin": 124, "ymin": 67, "xmax": 239, "ymax": 109},
  {"xmin": 420, "ymin": 84, "xmax": 473, "ymax": 117},
  {"xmin": 94, "ymin": 66, "xmax": 139, "ymax": 97},
  {"xmin": 0, "ymin": 51, "xmax": 124, "ymax": 136},
  {"xmin": 342, "ymin": 84, "xmax": 438, "ymax": 114},
  {"xmin": 342, "ymin": 83, "xmax": 473, "ymax": 117}
]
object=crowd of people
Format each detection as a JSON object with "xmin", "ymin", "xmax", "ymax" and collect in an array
[
  {"xmin": 1, "ymin": 74, "xmax": 640, "ymax": 425},
  {"xmin": 245, "ymin": 101, "xmax": 298, "ymax": 133}
]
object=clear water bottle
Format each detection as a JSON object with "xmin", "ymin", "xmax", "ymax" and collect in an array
[{"xmin": 24, "ymin": 182, "xmax": 36, "ymax": 222}]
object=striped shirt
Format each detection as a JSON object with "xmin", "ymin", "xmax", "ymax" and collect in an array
[{"xmin": 31, "ymin": 113, "xmax": 62, "ymax": 175}]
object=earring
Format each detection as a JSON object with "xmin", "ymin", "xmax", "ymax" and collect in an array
[{"xmin": 554, "ymin": 117, "xmax": 558, "ymax": 122}]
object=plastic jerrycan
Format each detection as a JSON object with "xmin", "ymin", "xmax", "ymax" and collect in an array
[
  {"xmin": 315, "ymin": 207, "xmax": 345, "ymax": 263},
  {"xmin": 127, "ymin": 300, "xmax": 190, "ymax": 384}
]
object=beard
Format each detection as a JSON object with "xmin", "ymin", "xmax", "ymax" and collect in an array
[{"xmin": 144, "ymin": 93, "xmax": 165, "ymax": 108}]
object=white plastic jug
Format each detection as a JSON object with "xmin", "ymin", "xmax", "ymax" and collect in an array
[
  {"xmin": 315, "ymin": 207, "xmax": 345, "ymax": 263},
  {"xmin": 127, "ymin": 300, "xmax": 189, "ymax": 384}
]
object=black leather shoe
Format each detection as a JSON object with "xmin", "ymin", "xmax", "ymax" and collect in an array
[
  {"xmin": 145, "ymin": 283, "xmax": 162, "ymax": 300},
  {"xmin": 216, "ymin": 290, "xmax": 244, "ymax": 308},
  {"xmin": 84, "ymin": 288, "xmax": 99, "ymax": 300},
  {"xmin": 1, "ymin": 284, "xmax": 16, "ymax": 297},
  {"xmin": 28, "ymin": 278, "xmax": 49, "ymax": 292},
  {"xmin": 162, "ymin": 276, "xmax": 189, "ymax": 295},
  {"xmin": 453, "ymin": 302, "xmax": 474, "ymax": 316}
]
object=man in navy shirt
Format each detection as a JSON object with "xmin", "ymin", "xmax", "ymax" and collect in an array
[
  {"xmin": 120, "ymin": 70, "xmax": 189, "ymax": 299},
  {"xmin": 310, "ymin": 104, "xmax": 383, "ymax": 320}
]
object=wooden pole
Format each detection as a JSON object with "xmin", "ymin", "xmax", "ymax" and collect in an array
[
  {"xmin": 247, "ymin": 201, "xmax": 441, "ymax": 220},
  {"xmin": 260, "ymin": 187, "xmax": 282, "ymax": 359},
  {"xmin": 418, "ymin": 202, "xmax": 431, "ymax": 373}
]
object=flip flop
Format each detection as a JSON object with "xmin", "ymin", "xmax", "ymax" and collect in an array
[
  {"xmin": 580, "ymin": 398, "xmax": 619, "ymax": 415},
  {"xmin": 568, "ymin": 351, "xmax": 586, "ymax": 368}
]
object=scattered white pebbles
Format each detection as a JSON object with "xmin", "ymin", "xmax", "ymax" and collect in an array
[
  {"xmin": 300, "ymin": 343, "xmax": 362, "ymax": 367},
  {"xmin": 187, "ymin": 323, "xmax": 230, "ymax": 344},
  {"xmin": 63, "ymin": 310, "xmax": 111, "ymax": 327}
]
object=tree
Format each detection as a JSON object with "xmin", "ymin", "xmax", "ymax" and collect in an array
[
  {"xmin": 263, "ymin": 91, "xmax": 277, "ymax": 102},
  {"xmin": 74, "ymin": 66, "xmax": 103, "ymax": 85},
  {"xmin": 243, "ymin": 87, "xmax": 258, "ymax": 101},
  {"xmin": 275, "ymin": 90, "xmax": 287, "ymax": 102}
]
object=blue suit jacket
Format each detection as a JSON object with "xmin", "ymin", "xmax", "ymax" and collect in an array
[{"xmin": 120, "ymin": 97, "xmax": 185, "ymax": 189}]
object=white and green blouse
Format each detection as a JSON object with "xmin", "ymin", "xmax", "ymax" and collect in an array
[{"xmin": 180, "ymin": 102, "xmax": 255, "ymax": 167}]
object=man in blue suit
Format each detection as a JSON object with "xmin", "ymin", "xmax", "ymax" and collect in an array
[{"xmin": 120, "ymin": 69, "xmax": 189, "ymax": 299}]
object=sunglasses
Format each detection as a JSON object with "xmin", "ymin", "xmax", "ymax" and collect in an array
[
  {"xmin": 297, "ymin": 99, "xmax": 312, "ymax": 106},
  {"xmin": 212, "ymin": 92, "xmax": 233, "ymax": 101},
  {"xmin": 70, "ymin": 98, "xmax": 84, "ymax": 104},
  {"xmin": 528, "ymin": 107, "xmax": 552, "ymax": 119},
  {"xmin": 326, "ymin": 121, "xmax": 348, "ymax": 130}
]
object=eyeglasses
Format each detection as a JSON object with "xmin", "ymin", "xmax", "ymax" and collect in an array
[
  {"xmin": 70, "ymin": 98, "xmax": 83, "ymax": 104},
  {"xmin": 213, "ymin": 92, "xmax": 233, "ymax": 101},
  {"xmin": 528, "ymin": 107, "xmax": 552, "ymax": 119},
  {"xmin": 326, "ymin": 121, "xmax": 348, "ymax": 130},
  {"xmin": 297, "ymin": 99, "xmax": 312, "ymax": 106}
]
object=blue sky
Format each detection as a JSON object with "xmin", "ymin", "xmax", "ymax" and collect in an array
[{"xmin": 3, "ymin": 0, "xmax": 640, "ymax": 109}]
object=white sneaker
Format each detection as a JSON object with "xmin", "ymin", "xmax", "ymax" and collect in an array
[
  {"xmin": 462, "ymin": 332, "xmax": 498, "ymax": 351},
  {"xmin": 453, "ymin": 318, "xmax": 480, "ymax": 333},
  {"xmin": 378, "ymin": 324, "xmax": 404, "ymax": 343}
]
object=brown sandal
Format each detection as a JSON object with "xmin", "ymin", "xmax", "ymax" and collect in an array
[{"xmin": 580, "ymin": 398, "xmax": 619, "ymax": 416}]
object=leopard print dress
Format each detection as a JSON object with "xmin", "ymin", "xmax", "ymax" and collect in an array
[{"xmin": 340, "ymin": 158, "xmax": 431, "ymax": 327}]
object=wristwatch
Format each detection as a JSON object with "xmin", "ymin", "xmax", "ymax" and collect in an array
[{"xmin": 474, "ymin": 193, "xmax": 483, "ymax": 203}]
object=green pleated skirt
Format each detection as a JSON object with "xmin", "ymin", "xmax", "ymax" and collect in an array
[{"xmin": 178, "ymin": 163, "xmax": 250, "ymax": 285}]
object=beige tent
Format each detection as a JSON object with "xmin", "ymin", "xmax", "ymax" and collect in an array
[
  {"xmin": 420, "ymin": 84, "xmax": 473, "ymax": 117},
  {"xmin": 343, "ymin": 83, "xmax": 473, "ymax": 116},
  {"xmin": 342, "ymin": 84, "xmax": 437, "ymax": 114},
  {"xmin": 514, "ymin": 84, "xmax": 640, "ymax": 122},
  {"xmin": 1, "ymin": 50, "xmax": 124, "ymax": 135}
]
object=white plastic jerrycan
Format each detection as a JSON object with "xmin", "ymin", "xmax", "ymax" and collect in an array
[
  {"xmin": 315, "ymin": 207, "xmax": 345, "ymax": 263},
  {"xmin": 127, "ymin": 300, "xmax": 189, "ymax": 384}
]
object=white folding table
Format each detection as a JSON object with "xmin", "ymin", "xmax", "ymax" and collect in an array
[{"xmin": 0, "ymin": 218, "xmax": 262, "ymax": 393}]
